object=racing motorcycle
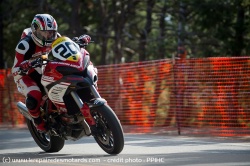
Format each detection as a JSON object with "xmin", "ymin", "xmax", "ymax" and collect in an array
[{"xmin": 17, "ymin": 36, "xmax": 124, "ymax": 154}]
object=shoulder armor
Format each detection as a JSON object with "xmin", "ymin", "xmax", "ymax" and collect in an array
[{"xmin": 15, "ymin": 40, "xmax": 29, "ymax": 55}]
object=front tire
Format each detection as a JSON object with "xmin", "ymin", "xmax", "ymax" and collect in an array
[
  {"xmin": 91, "ymin": 104, "xmax": 124, "ymax": 154},
  {"xmin": 26, "ymin": 119, "xmax": 65, "ymax": 152}
]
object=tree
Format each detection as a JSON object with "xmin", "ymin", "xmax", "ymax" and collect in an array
[
  {"xmin": 158, "ymin": 0, "xmax": 168, "ymax": 59},
  {"xmin": 0, "ymin": 0, "xmax": 3, "ymax": 69},
  {"xmin": 138, "ymin": 0, "xmax": 155, "ymax": 61},
  {"xmin": 2, "ymin": 0, "xmax": 250, "ymax": 67},
  {"xmin": 182, "ymin": 0, "xmax": 250, "ymax": 57}
]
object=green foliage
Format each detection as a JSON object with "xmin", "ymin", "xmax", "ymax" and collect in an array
[{"xmin": 1, "ymin": 0, "xmax": 250, "ymax": 68}]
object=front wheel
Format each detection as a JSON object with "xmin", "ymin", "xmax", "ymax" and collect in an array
[
  {"xmin": 26, "ymin": 119, "xmax": 65, "ymax": 152},
  {"xmin": 91, "ymin": 104, "xmax": 124, "ymax": 154}
]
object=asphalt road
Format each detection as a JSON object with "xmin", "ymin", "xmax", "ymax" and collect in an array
[{"xmin": 0, "ymin": 128, "xmax": 250, "ymax": 166}]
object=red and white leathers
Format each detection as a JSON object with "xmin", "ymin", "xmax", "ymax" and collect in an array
[{"xmin": 12, "ymin": 28, "xmax": 52, "ymax": 118}]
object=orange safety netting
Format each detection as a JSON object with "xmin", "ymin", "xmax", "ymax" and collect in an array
[
  {"xmin": 0, "ymin": 57, "xmax": 250, "ymax": 136},
  {"xmin": 0, "ymin": 69, "xmax": 25, "ymax": 126}
]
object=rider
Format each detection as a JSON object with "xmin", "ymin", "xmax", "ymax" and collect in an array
[{"xmin": 12, "ymin": 14, "xmax": 91, "ymax": 132}]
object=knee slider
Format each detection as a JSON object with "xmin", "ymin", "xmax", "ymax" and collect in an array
[{"xmin": 26, "ymin": 95, "xmax": 38, "ymax": 110}]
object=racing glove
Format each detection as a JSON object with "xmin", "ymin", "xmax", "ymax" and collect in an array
[
  {"xmin": 19, "ymin": 60, "xmax": 31, "ymax": 72},
  {"xmin": 79, "ymin": 35, "xmax": 91, "ymax": 44}
]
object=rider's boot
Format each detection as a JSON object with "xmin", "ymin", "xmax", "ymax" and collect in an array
[{"xmin": 33, "ymin": 116, "xmax": 46, "ymax": 132}]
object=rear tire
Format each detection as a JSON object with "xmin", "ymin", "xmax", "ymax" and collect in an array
[
  {"xmin": 26, "ymin": 119, "xmax": 65, "ymax": 152},
  {"xmin": 91, "ymin": 104, "xmax": 124, "ymax": 154}
]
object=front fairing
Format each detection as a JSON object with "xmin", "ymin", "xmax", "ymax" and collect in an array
[
  {"xmin": 41, "ymin": 37, "xmax": 90, "ymax": 88},
  {"xmin": 39, "ymin": 37, "xmax": 97, "ymax": 117}
]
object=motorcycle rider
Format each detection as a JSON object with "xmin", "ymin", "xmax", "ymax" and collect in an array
[{"xmin": 12, "ymin": 14, "xmax": 91, "ymax": 132}]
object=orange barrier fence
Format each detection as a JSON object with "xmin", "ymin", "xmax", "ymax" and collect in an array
[
  {"xmin": 0, "ymin": 69, "xmax": 25, "ymax": 126},
  {"xmin": 1, "ymin": 57, "xmax": 250, "ymax": 136}
]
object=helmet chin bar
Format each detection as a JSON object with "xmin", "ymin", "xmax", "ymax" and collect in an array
[
  {"xmin": 31, "ymin": 33, "xmax": 53, "ymax": 47},
  {"xmin": 31, "ymin": 33, "xmax": 43, "ymax": 47},
  {"xmin": 32, "ymin": 27, "xmax": 56, "ymax": 46}
]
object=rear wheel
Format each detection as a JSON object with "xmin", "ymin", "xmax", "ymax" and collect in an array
[
  {"xmin": 26, "ymin": 119, "xmax": 65, "ymax": 152},
  {"xmin": 91, "ymin": 104, "xmax": 124, "ymax": 154}
]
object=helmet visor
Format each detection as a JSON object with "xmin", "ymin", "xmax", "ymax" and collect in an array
[{"xmin": 37, "ymin": 30, "xmax": 57, "ymax": 42}]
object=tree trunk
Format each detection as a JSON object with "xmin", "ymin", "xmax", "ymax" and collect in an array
[
  {"xmin": 70, "ymin": 0, "xmax": 80, "ymax": 36},
  {"xmin": 158, "ymin": 1, "xmax": 167, "ymax": 59},
  {"xmin": 98, "ymin": 0, "xmax": 110, "ymax": 65},
  {"xmin": 139, "ymin": 0, "xmax": 155, "ymax": 61},
  {"xmin": 112, "ymin": 0, "xmax": 126, "ymax": 64},
  {"xmin": 233, "ymin": 0, "xmax": 245, "ymax": 56},
  {"xmin": 0, "ymin": 0, "xmax": 3, "ymax": 69}
]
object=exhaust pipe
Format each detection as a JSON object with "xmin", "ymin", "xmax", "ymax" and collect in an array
[{"xmin": 17, "ymin": 102, "xmax": 32, "ymax": 120}]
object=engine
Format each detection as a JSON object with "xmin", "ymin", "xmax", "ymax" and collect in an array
[{"xmin": 57, "ymin": 113, "xmax": 91, "ymax": 141}]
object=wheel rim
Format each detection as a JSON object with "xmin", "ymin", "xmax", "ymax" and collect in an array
[{"xmin": 92, "ymin": 111, "xmax": 114, "ymax": 150}]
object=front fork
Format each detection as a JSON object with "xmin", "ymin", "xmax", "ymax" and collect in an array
[
  {"xmin": 70, "ymin": 85, "xmax": 99, "ymax": 126},
  {"xmin": 81, "ymin": 104, "xmax": 96, "ymax": 125}
]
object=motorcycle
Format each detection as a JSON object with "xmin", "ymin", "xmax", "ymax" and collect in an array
[{"xmin": 16, "ymin": 36, "xmax": 124, "ymax": 154}]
